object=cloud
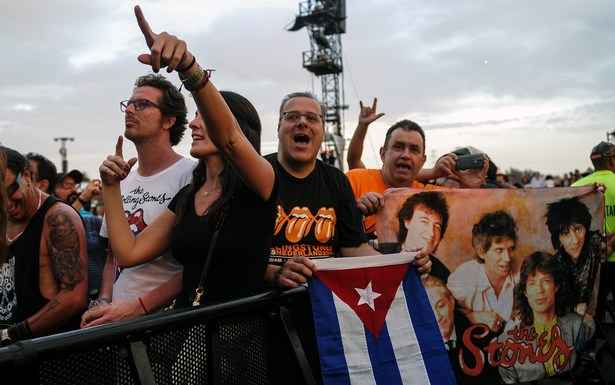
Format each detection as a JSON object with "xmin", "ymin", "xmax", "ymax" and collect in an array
[{"xmin": 11, "ymin": 104, "xmax": 36, "ymax": 112}]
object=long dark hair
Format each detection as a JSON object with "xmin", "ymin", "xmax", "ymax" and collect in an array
[
  {"xmin": 545, "ymin": 197, "xmax": 591, "ymax": 258},
  {"xmin": 515, "ymin": 251, "xmax": 570, "ymax": 326},
  {"xmin": 175, "ymin": 91, "xmax": 262, "ymax": 223},
  {"xmin": 0, "ymin": 151, "xmax": 7, "ymax": 264}
]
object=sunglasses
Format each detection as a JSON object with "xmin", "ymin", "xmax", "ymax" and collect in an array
[{"xmin": 6, "ymin": 172, "xmax": 21, "ymax": 197}]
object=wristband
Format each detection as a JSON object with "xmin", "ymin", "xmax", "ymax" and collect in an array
[
  {"xmin": 377, "ymin": 242, "xmax": 401, "ymax": 254},
  {"xmin": 7, "ymin": 321, "xmax": 32, "ymax": 342}
]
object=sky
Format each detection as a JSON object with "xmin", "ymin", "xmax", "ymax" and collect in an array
[{"xmin": 1, "ymin": 0, "xmax": 613, "ymax": 178}]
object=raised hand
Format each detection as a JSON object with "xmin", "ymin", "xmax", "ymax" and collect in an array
[
  {"xmin": 358, "ymin": 98, "xmax": 385, "ymax": 127},
  {"xmin": 99, "ymin": 136, "xmax": 137, "ymax": 186},
  {"xmin": 134, "ymin": 5, "xmax": 194, "ymax": 73}
]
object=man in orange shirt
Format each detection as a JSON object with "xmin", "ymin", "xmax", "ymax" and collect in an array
[{"xmin": 346, "ymin": 119, "xmax": 447, "ymax": 236}]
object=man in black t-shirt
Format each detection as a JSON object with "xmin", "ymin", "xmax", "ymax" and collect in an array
[{"xmin": 263, "ymin": 92, "xmax": 432, "ymax": 385}]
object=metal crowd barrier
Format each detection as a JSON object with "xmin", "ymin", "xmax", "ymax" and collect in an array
[{"xmin": 0, "ymin": 287, "xmax": 309, "ymax": 385}]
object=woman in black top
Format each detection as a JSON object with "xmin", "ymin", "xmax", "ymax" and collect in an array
[{"xmin": 100, "ymin": 8, "xmax": 277, "ymax": 308}]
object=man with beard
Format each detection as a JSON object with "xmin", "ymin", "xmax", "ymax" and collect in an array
[
  {"xmin": 0, "ymin": 146, "xmax": 87, "ymax": 345},
  {"xmin": 81, "ymin": 74, "xmax": 194, "ymax": 327}
]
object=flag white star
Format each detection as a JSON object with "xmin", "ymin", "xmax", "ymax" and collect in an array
[{"xmin": 355, "ymin": 281, "xmax": 382, "ymax": 311}]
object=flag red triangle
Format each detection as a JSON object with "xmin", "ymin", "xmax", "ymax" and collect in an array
[{"xmin": 315, "ymin": 264, "xmax": 409, "ymax": 337}]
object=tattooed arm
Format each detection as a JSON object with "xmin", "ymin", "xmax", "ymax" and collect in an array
[{"xmin": 27, "ymin": 204, "xmax": 88, "ymax": 337}]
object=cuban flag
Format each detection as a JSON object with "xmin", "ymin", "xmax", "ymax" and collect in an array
[{"xmin": 308, "ymin": 253, "xmax": 456, "ymax": 385}]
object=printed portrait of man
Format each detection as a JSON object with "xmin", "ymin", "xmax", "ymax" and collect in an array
[
  {"xmin": 397, "ymin": 191, "xmax": 451, "ymax": 282},
  {"xmin": 498, "ymin": 251, "xmax": 595, "ymax": 384},
  {"xmin": 448, "ymin": 210, "xmax": 519, "ymax": 333},
  {"xmin": 546, "ymin": 197, "xmax": 602, "ymax": 316},
  {"xmin": 424, "ymin": 274, "xmax": 456, "ymax": 347}
]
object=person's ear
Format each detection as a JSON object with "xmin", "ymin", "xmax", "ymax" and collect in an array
[
  {"xmin": 163, "ymin": 116, "xmax": 176, "ymax": 131},
  {"xmin": 379, "ymin": 146, "xmax": 386, "ymax": 163}
]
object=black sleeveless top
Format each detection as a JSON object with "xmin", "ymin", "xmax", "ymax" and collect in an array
[{"xmin": 7, "ymin": 196, "xmax": 80, "ymax": 331}]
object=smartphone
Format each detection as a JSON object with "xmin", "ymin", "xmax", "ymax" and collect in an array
[{"xmin": 455, "ymin": 154, "xmax": 484, "ymax": 171}]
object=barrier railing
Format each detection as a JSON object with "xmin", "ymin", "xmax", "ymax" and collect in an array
[{"xmin": 0, "ymin": 287, "xmax": 309, "ymax": 385}]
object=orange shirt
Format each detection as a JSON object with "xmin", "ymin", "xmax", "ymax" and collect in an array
[{"xmin": 345, "ymin": 168, "xmax": 437, "ymax": 236}]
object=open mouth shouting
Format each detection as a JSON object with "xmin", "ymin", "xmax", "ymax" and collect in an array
[{"xmin": 292, "ymin": 132, "xmax": 312, "ymax": 149}]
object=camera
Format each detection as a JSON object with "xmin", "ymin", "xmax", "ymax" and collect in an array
[{"xmin": 455, "ymin": 154, "xmax": 484, "ymax": 171}]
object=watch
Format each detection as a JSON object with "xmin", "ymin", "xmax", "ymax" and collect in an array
[{"xmin": 0, "ymin": 329, "xmax": 12, "ymax": 345}]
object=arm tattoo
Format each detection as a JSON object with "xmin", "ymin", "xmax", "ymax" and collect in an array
[{"xmin": 46, "ymin": 211, "xmax": 83, "ymax": 290}]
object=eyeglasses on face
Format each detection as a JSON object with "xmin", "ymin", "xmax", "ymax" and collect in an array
[
  {"xmin": 6, "ymin": 172, "xmax": 22, "ymax": 197},
  {"xmin": 120, "ymin": 99, "xmax": 161, "ymax": 113},
  {"xmin": 281, "ymin": 111, "xmax": 323, "ymax": 124}
]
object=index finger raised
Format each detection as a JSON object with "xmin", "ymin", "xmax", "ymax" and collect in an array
[
  {"xmin": 134, "ymin": 5, "xmax": 156, "ymax": 47},
  {"xmin": 115, "ymin": 136, "xmax": 124, "ymax": 158},
  {"xmin": 371, "ymin": 97, "xmax": 378, "ymax": 111}
]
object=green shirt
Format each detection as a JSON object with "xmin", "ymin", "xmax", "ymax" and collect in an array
[{"xmin": 573, "ymin": 170, "xmax": 615, "ymax": 261}]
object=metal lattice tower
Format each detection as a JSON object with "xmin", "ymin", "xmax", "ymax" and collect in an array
[{"xmin": 288, "ymin": 0, "xmax": 347, "ymax": 169}]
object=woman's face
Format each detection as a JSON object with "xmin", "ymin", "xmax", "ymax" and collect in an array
[
  {"xmin": 525, "ymin": 269, "xmax": 558, "ymax": 317},
  {"xmin": 189, "ymin": 112, "xmax": 219, "ymax": 158},
  {"xmin": 559, "ymin": 223, "xmax": 586, "ymax": 259}
]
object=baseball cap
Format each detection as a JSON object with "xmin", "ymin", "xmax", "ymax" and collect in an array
[
  {"xmin": 590, "ymin": 141, "xmax": 615, "ymax": 160},
  {"xmin": 57, "ymin": 169, "xmax": 84, "ymax": 185}
]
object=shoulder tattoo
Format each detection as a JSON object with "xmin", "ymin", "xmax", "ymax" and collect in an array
[{"xmin": 46, "ymin": 211, "xmax": 83, "ymax": 290}]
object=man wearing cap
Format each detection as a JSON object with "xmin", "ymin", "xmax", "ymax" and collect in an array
[
  {"xmin": 1, "ymin": 146, "xmax": 88, "ymax": 345},
  {"xmin": 573, "ymin": 141, "xmax": 615, "ymax": 320},
  {"xmin": 53, "ymin": 169, "xmax": 83, "ymax": 204}
]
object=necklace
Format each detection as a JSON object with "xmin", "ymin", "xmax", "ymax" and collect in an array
[
  {"xmin": 7, "ymin": 190, "xmax": 43, "ymax": 244},
  {"xmin": 199, "ymin": 187, "xmax": 221, "ymax": 197}
]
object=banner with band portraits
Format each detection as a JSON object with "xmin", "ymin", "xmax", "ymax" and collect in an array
[{"xmin": 375, "ymin": 185, "xmax": 604, "ymax": 384}]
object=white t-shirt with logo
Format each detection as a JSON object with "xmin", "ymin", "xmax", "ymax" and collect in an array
[{"xmin": 100, "ymin": 157, "xmax": 195, "ymax": 301}]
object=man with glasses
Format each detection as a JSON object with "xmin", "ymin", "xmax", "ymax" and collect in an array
[
  {"xmin": 81, "ymin": 74, "xmax": 194, "ymax": 328},
  {"xmin": 0, "ymin": 146, "xmax": 88, "ymax": 345},
  {"xmin": 263, "ymin": 92, "xmax": 431, "ymax": 384}
]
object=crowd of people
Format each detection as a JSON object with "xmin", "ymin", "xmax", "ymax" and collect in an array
[{"xmin": 0, "ymin": 5, "xmax": 613, "ymax": 384}]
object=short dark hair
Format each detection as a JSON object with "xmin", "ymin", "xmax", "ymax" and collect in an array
[
  {"xmin": 398, "ymin": 191, "xmax": 449, "ymax": 244},
  {"xmin": 472, "ymin": 210, "xmax": 517, "ymax": 259},
  {"xmin": 383, "ymin": 120, "xmax": 426, "ymax": 153},
  {"xmin": 545, "ymin": 197, "xmax": 591, "ymax": 252},
  {"xmin": 278, "ymin": 92, "xmax": 326, "ymax": 122},
  {"xmin": 134, "ymin": 74, "xmax": 187, "ymax": 146},
  {"xmin": 515, "ymin": 251, "xmax": 569, "ymax": 326},
  {"xmin": 26, "ymin": 152, "xmax": 57, "ymax": 188},
  {"xmin": 0, "ymin": 146, "xmax": 26, "ymax": 176}
]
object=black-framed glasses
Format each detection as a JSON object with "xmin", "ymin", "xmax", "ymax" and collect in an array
[
  {"xmin": 282, "ymin": 111, "xmax": 323, "ymax": 124},
  {"xmin": 6, "ymin": 172, "xmax": 21, "ymax": 197},
  {"xmin": 120, "ymin": 99, "xmax": 161, "ymax": 113}
]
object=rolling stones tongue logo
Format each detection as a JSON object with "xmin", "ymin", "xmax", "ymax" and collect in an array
[
  {"xmin": 314, "ymin": 207, "xmax": 336, "ymax": 243},
  {"xmin": 126, "ymin": 208, "xmax": 147, "ymax": 234},
  {"xmin": 274, "ymin": 205, "xmax": 336, "ymax": 243}
]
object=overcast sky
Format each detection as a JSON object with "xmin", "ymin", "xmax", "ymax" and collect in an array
[{"xmin": 1, "ymin": 0, "xmax": 613, "ymax": 178}]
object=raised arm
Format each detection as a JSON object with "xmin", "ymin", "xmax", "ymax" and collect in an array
[
  {"xmin": 100, "ymin": 136, "xmax": 174, "ymax": 267},
  {"xmin": 134, "ymin": 5, "xmax": 274, "ymax": 201},
  {"xmin": 347, "ymin": 98, "xmax": 385, "ymax": 170}
]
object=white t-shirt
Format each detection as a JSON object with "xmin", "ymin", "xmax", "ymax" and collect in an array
[
  {"xmin": 100, "ymin": 157, "xmax": 195, "ymax": 301},
  {"xmin": 447, "ymin": 259, "xmax": 519, "ymax": 321}
]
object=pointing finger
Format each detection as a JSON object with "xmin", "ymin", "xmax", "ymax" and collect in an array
[
  {"xmin": 134, "ymin": 5, "xmax": 156, "ymax": 47},
  {"xmin": 372, "ymin": 97, "xmax": 378, "ymax": 111},
  {"xmin": 115, "ymin": 136, "xmax": 124, "ymax": 158}
]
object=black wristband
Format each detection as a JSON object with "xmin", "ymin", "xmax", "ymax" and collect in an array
[
  {"xmin": 377, "ymin": 242, "xmax": 401, "ymax": 254},
  {"xmin": 7, "ymin": 321, "xmax": 32, "ymax": 342}
]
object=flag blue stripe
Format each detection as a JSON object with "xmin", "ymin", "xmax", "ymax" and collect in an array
[
  {"xmin": 365, "ymin": 322, "xmax": 404, "ymax": 385},
  {"xmin": 403, "ymin": 269, "xmax": 457, "ymax": 385},
  {"xmin": 309, "ymin": 277, "xmax": 352, "ymax": 385}
]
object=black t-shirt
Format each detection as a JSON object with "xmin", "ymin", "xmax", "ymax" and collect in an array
[
  {"xmin": 265, "ymin": 153, "xmax": 366, "ymax": 265},
  {"xmin": 168, "ymin": 176, "xmax": 277, "ymax": 307}
]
